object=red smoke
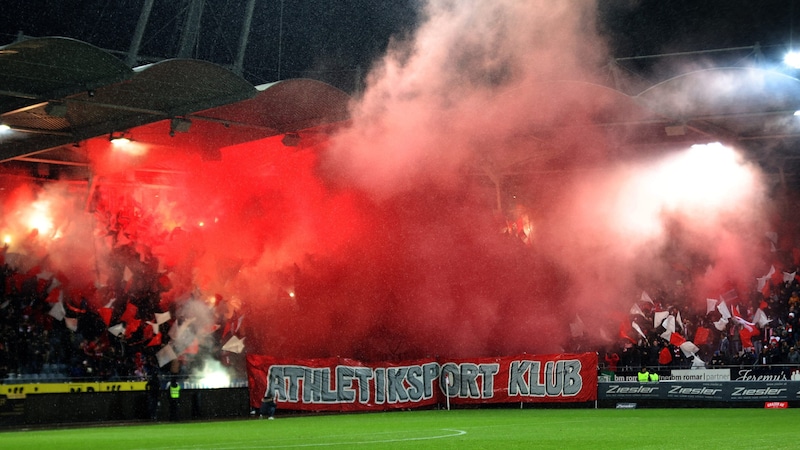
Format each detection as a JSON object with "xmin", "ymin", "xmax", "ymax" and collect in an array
[{"xmin": 0, "ymin": 1, "xmax": 787, "ymax": 365}]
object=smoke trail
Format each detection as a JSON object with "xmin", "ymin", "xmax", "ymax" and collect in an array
[{"xmin": 312, "ymin": 0, "xmax": 774, "ymax": 357}]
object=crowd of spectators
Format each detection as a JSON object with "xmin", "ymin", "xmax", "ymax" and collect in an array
[
  {"xmin": 601, "ymin": 252, "xmax": 800, "ymax": 373},
  {"xmin": 4, "ymin": 193, "xmax": 800, "ymax": 384},
  {"xmin": 0, "ymin": 244, "xmax": 245, "ymax": 384}
]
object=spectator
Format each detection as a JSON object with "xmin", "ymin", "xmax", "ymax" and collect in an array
[
  {"xmin": 604, "ymin": 351, "xmax": 620, "ymax": 372},
  {"xmin": 788, "ymin": 346, "xmax": 800, "ymax": 364},
  {"xmin": 169, "ymin": 380, "xmax": 181, "ymax": 421},
  {"xmin": 146, "ymin": 369, "xmax": 161, "ymax": 421}
]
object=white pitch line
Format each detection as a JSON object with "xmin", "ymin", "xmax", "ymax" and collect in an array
[{"xmin": 141, "ymin": 428, "xmax": 467, "ymax": 450}]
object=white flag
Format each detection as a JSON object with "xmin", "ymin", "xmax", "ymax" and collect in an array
[
  {"xmin": 222, "ymin": 335, "xmax": 245, "ymax": 353},
  {"xmin": 630, "ymin": 303, "xmax": 645, "ymax": 317},
  {"xmin": 156, "ymin": 345, "xmax": 178, "ymax": 367},
  {"xmin": 108, "ymin": 323, "xmax": 125, "ymax": 337},
  {"xmin": 632, "ymin": 322, "xmax": 647, "ymax": 340},
  {"xmin": 155, "ymin": 311, "xmax": 172, "ymax": 324},
  {"xmin": 717, "ymin": 301, "xmax": 732, "ymax": 320},
  {"xmin": 753, "ymin": 308, "xmax": 771, "ymax": 328},
  {"xmin": 48, "ymin": 301, "xmax": 66, "ymax": 321},
  {"xmin": 654, "ymin": 311, "xmax": 670, "ymax": 328},
  {"xmin": 680, "ymin": 341, "xmax": 700, "ymax": 357}
]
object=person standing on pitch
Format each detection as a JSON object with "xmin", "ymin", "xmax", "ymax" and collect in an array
[{"xmin": 260, "ymin": 387, "xmax": 278, "ymax": 420}]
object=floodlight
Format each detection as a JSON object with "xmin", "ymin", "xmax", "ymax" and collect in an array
[
  {"xmin": 785, "ymin": 50, "xmax": 800, "ymax": 69},
  {"xmin": 110, "ymin": 132, "xmax": 131, "ymax": 146}
]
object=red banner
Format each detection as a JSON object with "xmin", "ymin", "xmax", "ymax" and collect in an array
[{"xmin": 247, "ymin": 353, "xmax": 597, "ymax": 412}]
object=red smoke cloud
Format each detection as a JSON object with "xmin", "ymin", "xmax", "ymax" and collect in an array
[{"xmin": 0, "ymin": 1, "xmax": 784, "ymax": 365}]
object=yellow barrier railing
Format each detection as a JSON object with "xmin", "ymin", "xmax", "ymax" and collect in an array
[{"xmin": 1, "ymin": 381, "xmax": 148, "ymax": 399}]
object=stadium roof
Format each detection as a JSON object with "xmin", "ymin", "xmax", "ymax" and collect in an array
[
  {"xmin": 0, "ymin": 37, "xmax": 351, "ymax": 181},
  {"xmin": 3, "ymin": 37, "xmax": 800, "ymax": 190}
]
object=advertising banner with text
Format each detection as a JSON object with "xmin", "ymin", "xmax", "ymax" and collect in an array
[
  {"xmin": 247, "ymin": 353, "xmax": 598, "ymax": 412},
  {"xmin": 598, "ymin": 380, "xmax": 800, "ymax": 402}
]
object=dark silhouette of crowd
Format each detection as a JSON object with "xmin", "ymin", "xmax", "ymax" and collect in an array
[
  {"xmin": 600, "ymin": 251, "xmax": 800, "ymax": 373},
  {"xmin": 0, "ymin": 243, "xmax": 245, "ymax": 384}
]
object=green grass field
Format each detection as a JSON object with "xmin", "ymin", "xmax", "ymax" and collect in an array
[{"xmin": 1, "ymin": 408, "xmax": 797, "ymax": 449}]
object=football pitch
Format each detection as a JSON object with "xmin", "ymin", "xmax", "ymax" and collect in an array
[{"xmin": 1, "ymin": 408, "xmax": 797, "ymax": 449}]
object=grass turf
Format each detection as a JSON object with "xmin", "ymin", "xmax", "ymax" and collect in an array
[{"xmin": 1, "ymin": 408, "xmax": 797, "ymax": 449}]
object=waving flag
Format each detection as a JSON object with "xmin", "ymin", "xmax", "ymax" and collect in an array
[
  {"xmin": 632, "ymin": 322, "xmax": 647, "ymax": 340},
  {"xmin": 629, "ymin": 303, "xmax": 646, "ymax": 317},
  {"xmin": 669, "ymin": 332, "xmax": 686, "ymax": 347},
  {"xmin": 717, "ymin": 301, "xmax": 732, "ymax": 320},
  {"xmin": 156, "ymin": 345, "xmax": 177, "ymax": 367},
  {"xmin": 222, "ymin": 335, "xmax": 245, "ymax": 353},
  {"xmin": 693, "ymin": 327, "xmax": 710, "ymax": 346},
  {"xmin": 752, "ymin": 308, "xmax": 771, "ymax": 328},
  {"xmin": 48, "ymin": 300, "xmax": 66, "ymax": 321}
]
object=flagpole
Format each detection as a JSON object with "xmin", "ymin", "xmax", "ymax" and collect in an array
[{"xmin": 445, "ymin": 373, "xmax": 450, "ymax": 411}]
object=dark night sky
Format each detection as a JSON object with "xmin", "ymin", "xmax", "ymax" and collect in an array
[
  {"xmin": 0, "ymin": 0, "xmax": 420, "ymax": 92},
  {"xmin": 1, "ymin": 0, "xmax": 799, "ymax": 90}
]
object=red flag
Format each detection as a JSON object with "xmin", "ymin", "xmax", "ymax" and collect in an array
[
  {"xmin": 761, "ymin": 279, "xmax": 771, "ymax": 297},
  {"xmin": 619, "ymin": 322, "xmax": 636, "ymax": 344},
  {"xmin": 142, "ymin": 322, "xmax": 155, "ymax": 340},
  {"xmin": 124, "ymin": 319, "xmax": 141, "ymax": 339},
  {"xmin": 659, "ymin": 347, "xmax": 673, "ymax": 365},
  {"xmin": 36, "ymin": 277, "xmax": 50, "ymax": 294},
  {"xmin": 222, "ymin": 321, "xmax": 232, "ymax": 338},
  {"xmin": 771, "ymin": 266, "xmax": 784, "ymax": 285},
  {"xmin": 693, "ymin": 327, "xmax": 710, "ymax": 346},
  {"xmin": 733, "ymin": 307, "xmax": 757, "ymax": 333},
  {"xmin": 740, "ymin": 328, "xmax": 754, "ymax": 348},
  {"xmin": 45, "ymin": 287, "xmax": 61, "ymax": 304},
  {"xmin": 147, "ymin": 333, "xmax": 162, "ymax": 347},
  {"xmin": 98, "ymin": 307, "xmax": 113, "ymax": 326},
  {"xmin": 669, "ymin": 332, "xmax": 687, "ymax": 347},
  {"xmin": 121, "ymin": 303, "xmax": 138, "ymax": 323}
]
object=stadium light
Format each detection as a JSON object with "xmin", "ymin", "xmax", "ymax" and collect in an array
[
  {"xmin": 110, "ymin": 131, "xmax": 131, "ymax": 146},
  {"xmin": 784, "ymin": 50, "xmax": 800, "ymax": 68}
]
